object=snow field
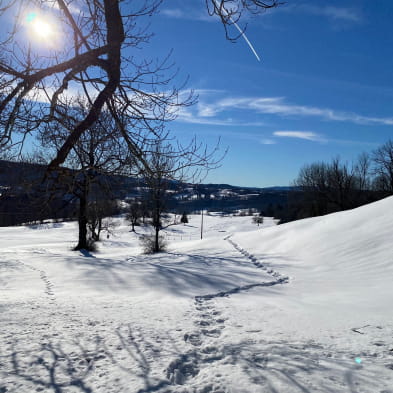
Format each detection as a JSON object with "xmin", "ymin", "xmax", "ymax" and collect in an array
[{"xmin": 1, "ymin": 203, "xmax": 393, "ymax": 392}]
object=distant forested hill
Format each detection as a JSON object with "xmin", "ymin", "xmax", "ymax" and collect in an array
[{"xmin": 0, "ymin": 160, "xmax": 298, "ymax": 226}]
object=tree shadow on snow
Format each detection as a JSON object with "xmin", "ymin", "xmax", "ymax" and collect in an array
[
  {"xmin": 5, "ymin": 341, "xmax": 95, "ymax": 393},
  {"xmin": 3, "ymin": 324, "xmax": 179, "ymax": 393},
  {"xmin": 60, "ymin": 249, "xmax": 293, "ymax": 297},
  {"xmin": 3, "ymin": 324, "xmax": 390, "ymax": 393},
  {"xmin": 79, "ymin": 249, "xmax": 96, "ymax": 258},
  {"xmin": 210, "ymin": 339, "xmax": 388, "ymax": 393}
]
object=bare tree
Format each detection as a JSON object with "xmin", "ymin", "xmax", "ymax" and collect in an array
[
  {"xmin": 372, "ymin": 140, "xmax": 393, "ymax": 195},
  {"xmin": 87, "ymin": 192, "xmax": 119, "ymax": 241},
  {"xmin": 126, "ymin": 200, "xmax": 143, "ymax": 232},
  {"xmin": 0, "ymin": 0, "xmax": 192, "ymax": 170},
  {"xmin": 140, "ymin": 140, "xmax": 222, "ymax": 253},
  {"xmin": 0, "ymin": 0, "xmax": 279, "ymax": 170},
  {"xmin": 354, "ymin": 152, "xmax": 371, "ymax": 192},
  {"xmin": 326, "ymin": 157, "xmax": 357, "ymax": 211},
  {"xmin": 206, "ymin": 0, "xmax": 279, "ymax": 40},
  {"xmin": 295, "ymin": 157, "xmax": 361, "ymax": 216},
  {"xmin": 294, "ymin": 154, "xmax": 378, "ymax": 218},
  {"xmin": 294, "ymin": 162, "xmax": 330, "ymax": 216},
  {"xmin": 252, "ymin": 215, "xmax": 263, "ymax": 226},
  {"xmin": 40, "ymin": 99, "xmax": 128, "ymax": 250}
]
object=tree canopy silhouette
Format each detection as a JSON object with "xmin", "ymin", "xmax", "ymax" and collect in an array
[{"xmin": 0, "ymin": 0, "xmax": 278, "ymax": 169}]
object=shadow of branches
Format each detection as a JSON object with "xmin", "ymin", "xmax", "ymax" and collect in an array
[
  {"xmin": 8, "ymin": 342, "xmax": 95, "ymax": 393},
  {"xmin": 3, "ymin": 323, "xmax": 182, "ymax": 393}
]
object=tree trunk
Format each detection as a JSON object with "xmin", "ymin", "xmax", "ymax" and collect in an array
[
  {"xmin": 154, "ymin": 225, "xmax": 159, "ymax": 253},
  {"xmin": 97, "ymin": 217, "xmax": 102, "ymax": 240},
  {"xmin": 153, "ymin": 197, "xmax": 160, "ymax": 252},
  {"xmin": 75, "ymin": 179, "xmax": 89, "ymax": 250}
]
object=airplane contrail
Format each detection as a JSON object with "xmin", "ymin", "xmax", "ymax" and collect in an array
[
  {"xmin": 213, "ymin": 0, "xmax": 261, "ymax": 61},
  {"xmin": 231, "ymin": 19, "xmax": 261, "ymax": 61}
]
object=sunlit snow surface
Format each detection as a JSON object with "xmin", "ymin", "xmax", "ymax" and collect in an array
[{"xmin": 1, "ymin": 202, "xmax": 393, "ymax": 392}]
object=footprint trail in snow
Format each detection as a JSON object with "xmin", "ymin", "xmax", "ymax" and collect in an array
[{"xmin": 166, "ymin": 236, "xmax": 289, "ymax": 389}]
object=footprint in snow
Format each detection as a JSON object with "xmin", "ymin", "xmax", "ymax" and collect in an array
[{"xmin": 166, "ymin": 353, "xmax": 200, "ymax": 385}]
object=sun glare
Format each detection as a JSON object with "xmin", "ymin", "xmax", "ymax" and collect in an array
[
  {"xmin": 31, "ymin": 19, "xmax": 53, "ymax": 39},
  {"xmin": 25, "ymin": 11, "xmax": 58, "ymax": 45}
]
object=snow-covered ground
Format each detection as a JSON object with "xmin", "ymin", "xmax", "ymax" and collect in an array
[{"xmin": 1, "ymin": 202, "xmax": 393, "ymax": 392}]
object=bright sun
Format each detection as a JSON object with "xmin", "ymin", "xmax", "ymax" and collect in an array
[
  {"xmin": 31, "ymin": 19, "xmax": 53, "ymax": 39},
  {"xmin": 26, "ymin": 12, "xmax": 56, "ymax": 43}
]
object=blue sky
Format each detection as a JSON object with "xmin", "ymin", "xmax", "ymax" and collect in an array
[
  {"xmin": 140, "ymin": 0, "xmax": 393, "ymax": 187},
  {"xmin": 4, "ymin": 1, "xmax": 392, "ymax": 187}
]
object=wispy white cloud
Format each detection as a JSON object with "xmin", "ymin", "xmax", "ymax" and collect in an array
[
  {"xmin": 197, "ymin": 103, "xmax": 218, "ymax": 118},
  {"xmin": 160, "ymin": 8, "xmax": 213, "ymax": 22},
  {"xmin": 328, "ymin": 138, "xmax": 379, "ymax": 148},
  {"xmin": 189, "ymin": 128, "xmax": 278, "ymax": 147},
  {"xmin": 160, "ymin": 3, "xmax": 363, "ymax": 33},
  {"xmin": 160, "ymin": 9, "xmax": 185, "ymax": 19},
  {"xmin": 177, "ymin": 105, "xmax": 267, "ymax": 127},
  {"xmin": 177, "ymin": 108, "xmax": 236, "ymax": 126},
  {"xmin": 273, "ymin": 131, "xmax": 326, "ymax": 142},
  {"xmin": 181, "ymin": 94, "xmax": 393, "ymax": 126},
  {"xmin": 322, "ymin": 6, "xmax": 362, "ymax": 23},
  {"xmin": 251, "ymin": 97, "xmax": 393, "ymax": 125},
  {"xmin": 299, "ymin": 4, "xmax": 362, "ymax": 23},
  {"xmin": 279, "ymin": 3, "xmax": 363, "ymax": 25},
  {"xmin": 260, "ymin": 138, "xmax": 277, "ymax": 145},
  {"xmin": 272, "ymin": 132, "xmax": 378, "ymax": 147}
]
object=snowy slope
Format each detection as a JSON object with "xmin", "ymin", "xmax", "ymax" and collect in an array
[
  {"xmin": 232, "ymin": 195, "xmax": 393, "ymax": 332},
  {"xmin": 1, "ymin": 202, "xmax": 393, "ymax": 392}
]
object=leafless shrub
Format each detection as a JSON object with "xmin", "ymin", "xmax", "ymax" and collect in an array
[{"xmin": 140, "ymin": 234, "xmax": 167, "ymax": 254}]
